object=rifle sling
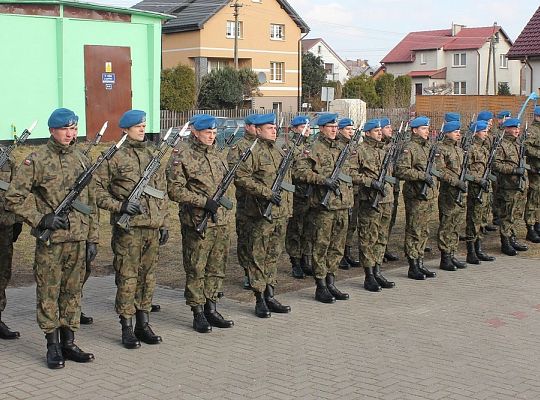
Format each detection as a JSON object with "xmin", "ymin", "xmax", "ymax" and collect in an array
[
  {"xmin": 0, "ymin": 180, "xmax": 9, "ymax": 191},
  {"xmin": 280, "ymin": 181, "xmax": 295, "ymax": 193},
  {"xmin": 72, "ymin": 200, "xmax": 92, "ymax": 215},
  {"xmin": 143, "ymin": 185, "xmax": 166, "ymax": 200},
  {"xmin": 338, "ymin": 173, "xmax": 352, "ymax": 184},
  {"xmin": 218, "ymin": 196, "xmax": 233, "ymax": 210}
]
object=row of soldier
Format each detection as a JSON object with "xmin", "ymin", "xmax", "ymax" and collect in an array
[{"xmin": 0, "ymin": 101, "xmax": 539, "ymax": 370}]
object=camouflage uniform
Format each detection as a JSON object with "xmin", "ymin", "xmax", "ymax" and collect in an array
[
  {"xmin": 524, "ymin": 121, "xmax": 540, "ymax": 226},
  {"xmin": 466, "ymin": 136, "xmax": 490, "ymax": 241},
  {"xmin": 95, "ymin": 138, "xmax": 168, "ymax": 318},
  {"xmin": 295, "ymin": 134, "xmax": 353, "ymax": 279},
  {"xmin": 167, "ymin": 136, "xmax": 234, "ymax": 306},
  {"xmin": 488, "ymin": 126, "xmax": 503, "ymax": 226},
  {"xmin": 383, "ymin": 135, "xmax": 401, "ymax": 238},
  {"xmin": 5, "ymin": 139, "xmax": 99, "ymax": 333},
  {"xmin": 232, "ymin": 136, "xmax": 292, "ymax": 294}
]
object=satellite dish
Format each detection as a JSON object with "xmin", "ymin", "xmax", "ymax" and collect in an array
[{"xmin": 257, "ymin": 72, "xmax": 267, "ymax": 84}]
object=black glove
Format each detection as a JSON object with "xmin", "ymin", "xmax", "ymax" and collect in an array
[
  {"xmin": 479, "ymin": 178, "xmax": 490, "ymax": 191},
  {"xmin": 370, "ymin": 180, "xmax": 385, "ymax": 193},
  {"xmin": 270, "ymin": 192, "xmax": 282, "ymax": 206},
  {"xmin": 512, "ymin": 167, "xmax": 525, "ymax": 176},
  {"xmin": 204, "ymin": 198, "xmax": 219, "ymax": 214},
  {"xmin": 423, "ymin": 173, "xmax": 434, "ymax": 188},
  {"xmin": 120, "ymin": 200, "xmax": 142, "ymax": 216},
  {"xmin": 159, "ymin": 228, "xmax": 169, "ymax": 246},
  {"xmin": 456, "ymin": 180, "xmax": 467, "ymax": 192},
  {"xmin": 322, "ymin": 178, "xmax": 339, "ymax": 192},
  {"xmin": 12, "ymin": 222, "xmax": 23, "ymax": 242},
  {"xmin": 38, "ymin": 213, "xmax": 69, "ymax": 231},
  {"xmin": 86, "ymin": 242, "xmax": 98, "ymax": 264}
]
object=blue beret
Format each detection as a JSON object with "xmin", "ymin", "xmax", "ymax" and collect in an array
[
  {"xmin": 48, "ymin": 108, "xmax": 78, "ymax": 128},
  {"xmin": 338, "ymin": 118, "xmax": 354, "ymax": 129},
  {"xmin": 442, "ymin": 120, "xmax": 461, "ymax": 133},
  {"xmin": 502, "ymin": 118, "xmax": 520, "ymax": 128},
  {"xmin": 470, "ymin": 120, "xmax": 488, "ymax": 132},
  {"xmin": 444, "ymin": 112, "xmax": 460, "ymax": 122},
  {"xmin": 363, "ymin": 118, "xmax": 381, "ymax": 132},
  {"xmin": 254, "ymin": 113, "xmax": 276, "ymax": 126},
  {"xmin": 477, "ymin": 110, "xmax": 493, "ymax": 121},
  {"xmin": 192, "ymin": 114, "xmax": 217, "ymax": 130},
  {"xmin": 244, "ymin": 114, "xmax": 259, "ymax": 125},
  {"xmin": 316, "ymin": 113, "xmax": 338, "ymax": 126},
  {"xmin": 410, "ymin": 116, "xmax": 430, "ymax": 128},
  {"xmin": 119, "ymin": 110, "xmax": 146, "ymax": 129},
  {"xmin": 497, "ymin": 110, "xmax": 512, "ymax": 118},
  {"xmin": 534, "ymin": 106, "xmax": 540, "ymax": 116},
  {"xmin": 379, "ymin": 117, "xmax": 391, "ymax": 127},
  {"xmin": 291, "ymin": 115, "xmax": 310, "ymax": 127}
]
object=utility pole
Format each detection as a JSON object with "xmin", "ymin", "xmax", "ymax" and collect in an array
[
  {"xmin": 492, "ymin": 22, "xmax": 498, "ymax": 95},
  {"xmin": 230, "ymin": 0, "xmax": 243, "ymax": 70}
]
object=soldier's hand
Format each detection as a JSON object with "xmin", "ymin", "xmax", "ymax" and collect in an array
[
  {"xmin": 12, "ymin": 222, "xmax": 23, "ymax": 242},
  {"xmin": 270, "ymin": 192, "xmax": 282, "ymax": 206},
  {"xmin": 159, "ymin": 228, "xmax": 169, "ymax": 246},
  {"xmin": 121, "ymin": 200, "xmax": 142, "ymax": 216},
  {"xmin": 38, "ymin": 213, "xmax": 69, "ymax": 231},
  {"xmin": 456, "ymin": 180, "xmax": 467, "ymax": 192},
  {"xmin": 512, "ymin": 167, "xmax": 525, "ymax": 176},
  {"xmin": 86, "ymin": 242, "xmax": 98, "ymax": 263},
  {"xmin": 370, "ymin": 180, "xmax": 385, "ymax": 193},
  {"xmin": 204, "ymin": 198, "xmax": 219, "ymax": 214},
  {"xmin": 479, "ymin": 178, "xmax": 490, "ymax": 191},
  {"xmin": 323, "ymin": 178, "xmax": 339, "ymax": 192},
  {"xmin": 423, "ymin": 173, "xmax": 435, "ymax": 188}
]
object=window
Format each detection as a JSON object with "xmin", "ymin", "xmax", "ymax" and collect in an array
[
  {"xmin": 500, "ymin": 54, "xmax": 508, "ymax": 68},
  {"xmin": 226, "ymin": 20, "xmax": 243, "ymax": 38},
  {"xmin": 208, "ymin": 59, "xmax": 229, "ymax": 73},
  {"xmin": 272, "ymin": 102, "xmax": 282, "ymax": 113},
  {"xmin": 420, "ymin": 53, "xmax": 426, "ymax": 65},
  {"xmin": 324, "ymin": 63, "xmax": 334, "ymax": 74},
  {"xmin": 453, "ymin": 81, "xmax": 467, "ymax": 95},
  {"xmin": 270, "ymin": 62, "xmax": 284, "ymax": 82},
  {"xmin": 415, "ymin": 83, "xmax": 422, "ymax": 95},
  {"xmin": 317, "ymin": 45, "xmax": 322, "ymax": 54},
  {"xmin": 270, "ymin": 24, "xmax": 285, "ymax": 40},
  {"xmin": 453, "ymin": 53, "xmax": 466, "ymax": 67}
]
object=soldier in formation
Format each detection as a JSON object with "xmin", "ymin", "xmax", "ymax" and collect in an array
[{"xmin": 524, "ymin": 106, "xmax": 540, "ymax": 242}]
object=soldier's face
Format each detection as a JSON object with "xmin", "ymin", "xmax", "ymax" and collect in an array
[
  {"xmin": 476, "ymin": 129, "xmax": 488, "ymax": 140},
  {"xmin": 446, "ymin": 130, "xmax": 461, "ymax": 141},
  {"xmin": 366, "ymin": 127, "xmax": 382, "ymax": 141},
  {"xmin": 50, "ymin": 124, "xmax": 78, "ymax": 146},
  {"xmin": 293, "ymin": 124, "xmax": 311, "ymax": 137},
  {"xmin": 245, "ymin": 124, "xmax": 257, "ymax": 135},
  {"xmin": 413, "ymin": 126, "xmax": 429, "ymax": 140},
  {"xmin": 256, "ymin": 124, "xmax": 277, "ymax": 141},
  {"xmin": 505, "ymin": 126, "xmax": 520, "ymax": 137},
  {"xmin": 339, "ymin": 126, "xmax": 354, "ymax": 139},
  {"xmin": 193, "ymin": 128, "xmax": 217, "ymax": 146},
  {"xmin": 126, "ymin": 123, "xmax": 146, "ymax": 142},
  {"xmin": 381, "ymin": 126, "xmax": 392, "ymax": 138},
  {"xmin": 320, "ymin": 124, "xmax": 338, "ymax": 140}
]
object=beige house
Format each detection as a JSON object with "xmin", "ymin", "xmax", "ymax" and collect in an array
[{"xmin": 134, "ymin": 0, "xmax": 309, "ymax": 112}]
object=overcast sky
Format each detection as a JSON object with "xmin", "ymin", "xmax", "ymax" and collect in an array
[{"xmin": 94, "ymin": 0, "xmax": 539, "ymax": 67}]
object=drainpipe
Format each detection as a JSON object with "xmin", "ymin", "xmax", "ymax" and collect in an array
[
  {"xmin": 524, "ymin": 56, "xmax": 534, "ymax": 94},
  {"xmin": 476, "ymin": 50, "xmax": 481, "ymax": 95},
  {"xmin": 298, "ymin": 31, "xmax": 309, "ymax": 112}
]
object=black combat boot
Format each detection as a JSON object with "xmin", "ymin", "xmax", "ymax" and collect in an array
[
  {"xmin": 192, "ymin": 305, "xmax": 212, "ymax": 332},
  {"xmin": 45, "ymin": 329, "xmax": 65, "ymax": 369},
  {"xmin": 407, "ymin": 257, "xmax": 426, "ymax": 280},
  {"xmin": 254, "ymin": 292, "xmax": 271, "ymax": 318},
  {"xmin": 80, "ymin": 312, "xmax": 93, "ymax": 325},
  {"xmin": 383, "ymin": 248, "xmax": 399, "ymax": 262},
  {"xmin": 242, "ymin": 270, "xmax": 252, "ymax": 290},
  {"xmin": 535, "ymin": 222, "xmax": 540, "ymax": 235},
  {"xmin": 119, "ymin": 316, "xmax": 141, "ymax": 349},
  {"xmin": 373, "ymin": 264, "xmax": 395, "ymax": 288},
  {"xmin": 451, "ymin": 253, "xmax": 467, "ymax": 269},
  {"xmin": 301, "ymin": 255, "xmax": 313, "ymax": 276},
  {"xmin": 264, "ymin": 285, "xmax": 291, "ymax": 313},
  {"xmin": 59, "ymin": 327, "xmax": 94, "ymax": 362},
  {"xmin": 134, "ymin": 310, "xmax": 162, "ymax": 344},
  {"xmin": 363, "ymin": 267, "xmax": 382, "ymax": 292},
  {"xmin": 501, "ymin": 235, "xmax": 517, "ymax": 256},
  {"xmin": 338, "ymin": 256, "xmax": 350, "ymax": 270},
  {"xmin": 325, "ymin": 273, "xmax": 349, "ymax": 300},
  {"xmin": 510, "ymin": 235, "xmax": 528, "ymax": 251},
  {"xmin": 0, "ymin": 313, "xmax": 19, "ymax": 339},
  {"xmin": 290, "ymin": 256, "xmax": 305, "ymax": 279},
  {"xmin": 526, "ymin": 225, "xmax": 540, "ymax": 243},
  {"xmin": 314, "ymin": 278, "xmax": 336, "ymax": 303},
  {"xmin": 484, "ymin": 224, "xmax": 498, "ymax": 232},
  {"xmin": 151, "ymin": 304, "xmax": 161, "ymax": 312},
  {"xmin": 466, "ymin": 241, "xmax": 480, "ymax": 265},
  {"xmin": 417, "ymin": 258, "xmax": 436, "ymax": 278},
  {"xmin": 475, "ymin": 239, "xmax": 495, "ymax": 261},
  {"xmin": 344, "ymin": 245, "xmax": 360, "ymax": 267},
  {"xmin": 204, "ymin": 300, "xmax": 234, "ymax": 328},
  {"xmin": 439, "ymin": 252, "xmax": 457, "ymax": 271}
]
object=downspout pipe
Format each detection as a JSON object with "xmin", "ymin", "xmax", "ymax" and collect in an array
[
  {"xmin": 476, "ymin": 50, "xmax": 481, "ymax": 95},
  {"xmin": 298, "ymin": 31, "xmax": 309, "ymax": 112}
]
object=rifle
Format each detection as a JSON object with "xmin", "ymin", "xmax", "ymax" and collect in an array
[
  {"xmin": 517, "ymin": 122, "xmax": 529, "ymax": 192},
  {"xmin": 116, "ymin": 122, "xmax": 189, "ymax": 230},
  {"xmin": 0, "ymin": 120, "xmax": 37, "ymax": 172},
  {"xmin": 195, "ymin": 138, "xmax": 258, "ymax": 237},
  {"xmin": 32, "ymin": 134, "xmax": 128, "ymax": 244},
  {"xmin": 419, "ymin": 123, "xmax": 445, "ymax": 200},
  {"xmin": 476, "ymin": 130, "xmax": 504, "ymax": 203},
  {"xmin": 262, "ymin": 123, "xmax": 310, "ymax": 222},
  {"xmin": 371, "ymin": 122, "xmax": 403, "ymax": 210},
  {"xmin": 454, "ymin": 127, "xmax": 476, "ymax": 207},
  {"xmin": 82, "ymin": 121, "xmax": 108, "ymax": 157},
  {"xmin": 320, "ymin": 125, "xmax": 363, "ymax": 209}
]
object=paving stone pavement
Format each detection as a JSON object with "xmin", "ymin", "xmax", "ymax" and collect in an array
[{"xmin": 2, "ymin": 255, "xmax": 540, "ymax": 400}]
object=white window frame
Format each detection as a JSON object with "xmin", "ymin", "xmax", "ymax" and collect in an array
[
  {"xmin": 453, "ymin": 81, "xmax": 467, "ymax": 95},
  {"xmin": 270, "ymin": 24, "xmax": 285, "ymax": 40},
  {"xmin": 500, "ymin": 54, "xmax": 508, "ymax": 69},
  {"xmin": 270, "ymin": 62, "xmax": 284, "ymax": 83},
  {"xmin": 226, "ymin": 20, "xmax": 243, "ymax": 39},
  {"xmin": 420, "ymin": 53, "xmax": 426, "ymax": 65},
  {"xmin": 452, "ymin": 53, "xmax": 466, "ymax": 67}
]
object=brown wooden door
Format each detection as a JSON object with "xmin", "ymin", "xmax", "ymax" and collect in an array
[{"xmin": 84, "ymin": 45, "xmax": 132, "ymax": 142}]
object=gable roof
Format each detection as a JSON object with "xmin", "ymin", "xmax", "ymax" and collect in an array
[
  {"xmin": 507, "ymin": 6, "xmax": 540, "ymax": 59},
  {"xmin": 408, "ymin": 67, "xmax": 447, "ymax": 79},
  {"xmin": 302, "ymin": 38, "xmax": 349, "ymax": 71},
  {"xmin": 382, "ymin": 25, "xmax": 509, "ymax": 64},
  {"xmin": 132, "ymin": 0, "xmax": 309, "ymax": 34}
]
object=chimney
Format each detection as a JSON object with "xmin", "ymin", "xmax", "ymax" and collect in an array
[{"xmin": 452, "ymin": 23, "xmax": 465, "ymax": 36}]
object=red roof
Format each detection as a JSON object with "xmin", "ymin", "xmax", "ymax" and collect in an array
[
  {"xmin": 382, "ymin": 26, "xmax": 505, "ymax": 64},
  {"xmin": 408, "ymin": 68, "xmax": 447, "ymax": 79},
  {"xmin": 507, "ymin": 6, "xmax": 540, "ymax": 59}
]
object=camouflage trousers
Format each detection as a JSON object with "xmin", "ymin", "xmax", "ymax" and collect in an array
[
  {"xmin": 438, "ymin": 190, "xmax": 466, "ymax": 252},
  {"xmin": 246, "ymin": 216, "xmax": 287, "ymax": 293},
  {"xmin": 235, "ymin": 211, "xmax": 250, "ymax": 271},
  {"xmin": 389, "ymin": 181, "xmax": 401, "ymax": 234},
  {"xmin": 525, "ymin": 174, "xmax": 540, "ymax": 225},
  {"xmin": 34, "ymin": 240, "xmax": 84, "ymax": 333},
  {"xmin": 492, "ymin": 183, "xmax": 503, "ymax": 223},
  {"xmin": 285, "ymin": 197, "xmax": 311, "ymax": 258},
  {"xmin": 499, "ymin": 189, "xmax": 526, "ymax": 238},
  {"xmin": 345, "ymin": 194, "xmax": 359, "ymax": 246},
  {"xmin": 182, "ymin": 224, "xmax": 229, "ymax": 306},
  {"xmin": 358, "ymin": 201, "xmax": 392, "ymax": 268},
  {"xmin": 112, "ymin": 226, "xmax": 159, "ymax": 318},
  {"xmin": 307, "ymin": 208, "xmax": 348, "ymax": 279},
  {"xmin": 404, "ymin": 196, "xmax": 435, "ymax": 259},
  {"xmin": 466, "ymin": 185, "xmax": 488, "ymax": 241},
  {"xmin": 0, "ymin": 224, "xmax": 14, "ymax": 312}
]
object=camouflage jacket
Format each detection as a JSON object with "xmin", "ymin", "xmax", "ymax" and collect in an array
[
  {"xmin": 227, "ymin": 131, "xmax": 257, "ymax": 213},
  {"xmin": 291, "ymin": 132, "xmax": 316, "ymax": 199},
  {"xmin": 0, "ymin": 148, "xmax": 18, "ymax": 226},
  {"xmin": 525, "ymin": 121, "xmax": 540, "ymax": 172},
  {"xmin": 167, "ymin": 136, "xmax": 234, "ymax": 228},
  {"xmin": 95, "ymin": 137, "xmax": 169, "ymax": 229},
  {"xmin": 467, "ymin": 136, "xmax": 491, "ymax": 186},
  {"xmin": 394, "ymin": 134, "xmax": 438, "ymax": 200},
  {"xmin": 352, "ymin": 136, "xmax": 394, "ymax": 204},
  {"xmin": 294, "ymin": 134, "xmax": 354, "ymax": 211},
  {"xmin": 436, "ymin": 137, "xmax": 464, "ymax": 196},
  {"xmin": 493, "ymin": 134, "xmax": 528, "ymax": 191},
  {"xmin": 5, "ymin": 138, "xmax": 99, "ymax": 243},
  {"xmin": 232, "ymin": 135, "xmax": 292, "ymax": 219}
]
